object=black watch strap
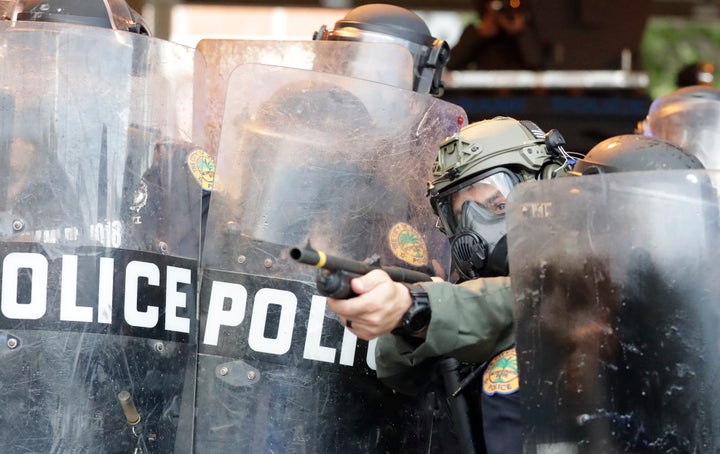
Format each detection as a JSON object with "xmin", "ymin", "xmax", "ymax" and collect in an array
[{"xmin": 392, "ymin": 284, "xmax": 432, "ymax": 336}]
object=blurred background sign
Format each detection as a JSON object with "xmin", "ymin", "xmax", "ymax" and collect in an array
[{"xmin": 128, "ymin": 0, "xmax": 720, "ymax": 152}]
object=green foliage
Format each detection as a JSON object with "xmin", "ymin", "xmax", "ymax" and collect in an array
[{"xmin": 641, "ymin": 17, "xmax": 720, "ymax": 98}]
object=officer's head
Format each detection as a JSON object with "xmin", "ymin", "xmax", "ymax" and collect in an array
[
  {"xmin": 313, "ymin": 3, "xmax": 449, "ymax": 96},
  {"xmin": 428, "ymin": 116, "xmax": 572, "ymax": 280},
  {"xmin": 637, "ymin": 85, "xmax": 720, "ymax": 170},
  {"xmin": 570, "ymin": 134, "xmax": 704, "ymax": 175},
  {"xmin": 13, "ymin": 0, "xmax": 151, "ymax": 35},
  {"xmin": 676, "ymin": 61, "xmax": 715, "ymax": 88}
]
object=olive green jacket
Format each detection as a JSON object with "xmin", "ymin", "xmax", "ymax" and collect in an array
[{"xmin": 374, "ymin": 276, "xmax": 515, "ymax": 394}]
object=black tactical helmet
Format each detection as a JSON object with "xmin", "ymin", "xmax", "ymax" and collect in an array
[
  {"xmin": 571, "ymin": 134, "xmax": 704, "ymax": 175},
  {"xmin": 14, "ymin": 0, "xmax": 151, "ymax": 35},
  {"xmin": 313, "ymin": 3, "xmax": 449, "ymax": 96}
]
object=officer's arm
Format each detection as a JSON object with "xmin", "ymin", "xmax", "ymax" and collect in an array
[{"xmin": 375, "ymin": 276, "xmax": 515, "ymax": 394}]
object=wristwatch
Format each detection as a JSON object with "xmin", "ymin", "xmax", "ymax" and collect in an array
[{"xmin": 392, "ymin": 284, "xmax": 432, "ymax": 336}]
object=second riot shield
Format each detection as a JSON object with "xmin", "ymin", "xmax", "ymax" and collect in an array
[
  {"xmin": 196, "ymin": 63, "xmax": 467, "ymax": 452},
  {"xmin": 194, "ymin": 39, "xmax": 415, "ymax": 158},
  {"xmin": 506, "ymin": 170, "xmax": 720, "ymax": 453}
]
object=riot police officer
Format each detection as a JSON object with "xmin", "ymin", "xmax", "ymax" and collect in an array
[
  {"xmin": 311, "ymin": 3, "xmax": 460, "ymax": 275},
  {"xmin": 326, "ymin": 116, "xmax": 576, "ymax": 453}
]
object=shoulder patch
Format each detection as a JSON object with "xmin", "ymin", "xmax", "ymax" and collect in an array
[
  {"xmin": 482, "ymin": 347, "xmax": 520, "ymax": 396},
  {"xmin": 187, "ymin": 148, "xmax": 221, "ymax": 191},
  {"xmin": 387, "ymin": 222, "xmax": 428, "ymax": 267}
]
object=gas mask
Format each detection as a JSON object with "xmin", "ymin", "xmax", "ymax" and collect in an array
[
  {"xmin": 451, "ymin": 199, "xmax": 509, "ymax": 279},
  {"xmin": 432, "ymin": 168, "xmax": 519, "ymax": 280}
]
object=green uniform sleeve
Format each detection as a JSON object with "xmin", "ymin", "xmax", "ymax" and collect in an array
[{"xmin": 375, "ymin": 276, "xmax": 515, "ymax": 394}]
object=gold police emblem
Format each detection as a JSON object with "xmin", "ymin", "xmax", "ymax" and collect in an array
[
  {"xmin": 187, "ymin": 148, "xmax": 221, "ymax": 191},
  {"xmin": 387, "ymin": 222, "xmax": 428, "ymax": 267},
  {"xmin": 482, "ymin": 347, "xmax": 520, "ymax": 395}
]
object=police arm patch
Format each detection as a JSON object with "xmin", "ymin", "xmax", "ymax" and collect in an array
[{"xmin": 482, "ymin": 347, "xmax": 520, "ymax": 395}]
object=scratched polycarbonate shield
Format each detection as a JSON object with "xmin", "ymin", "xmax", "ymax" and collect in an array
[
  {"xmin": 197, "ymin": 64, "xmax": 467, "ymax": 452},
  {"xmin": 0, "ymin": 21, "xmax": 202, "ymax": 452},
  {"xmin": 506, "ymin": 171, "xmax": 720, "ymax": 453},
  {"xmin": 194, "ymin": 39, "xmax": 414, "ymax": 157}
]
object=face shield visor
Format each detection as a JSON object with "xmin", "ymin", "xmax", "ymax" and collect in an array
[
  {"xmin": 314, "ymin": 26, "xmax": 448, "ymax": 95},
  {"xmin": 432, "ymin": 168, "xmax": 519, "ymax": 279},
  {"xmin": 15, "ymin": 0, "xmax": 150, "ymax": 34},
  {"xmin": 108, "ymin": 0, "xmax": 150, "ymax": 35}
]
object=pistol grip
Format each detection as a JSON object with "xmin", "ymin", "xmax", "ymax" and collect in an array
[{"xmin": 316, "ymin": 269, "xmax": 359, "ymax": 299}]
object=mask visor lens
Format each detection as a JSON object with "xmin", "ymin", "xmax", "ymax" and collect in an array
[{"xmin": 450, "ymin": 171, "xmax": 516, "ymax": 224}]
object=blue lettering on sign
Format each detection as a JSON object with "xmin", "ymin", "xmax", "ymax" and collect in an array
[
  {"xmin": 448, "ymin": 97, "xmax": 527, "ymax": 114},
  {"xmin": 551, "ymin": 96, "xmax": 650, "ymax": 117}
]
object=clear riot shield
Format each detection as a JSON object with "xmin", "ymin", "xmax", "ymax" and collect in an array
[
  {"xmin": 194, "ymin": 39, "xmax": 414, "ymax": 157},
  {"xmin": 197, "ymin": 64, "xmax": 467, "ymax": 452},
  {"xmin": 506, "ymin": 171, "xmax": 720, "ymax": 453},
  {"xmin": 0, "ymin": 21, "xmax": 202, "ymax": 452},
  {"xmin": 641, "ymin": 92, "xmax": 720, "ymax": 170}
]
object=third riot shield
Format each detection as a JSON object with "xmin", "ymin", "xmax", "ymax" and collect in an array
[
  {"xmin": 196, "ymin": 63, "xmax": 467, "ymax": 452},
  {"xmin": 0, "ymin": 20, "xmax": 202, "ymax": 452},
  {"xmin": 506, "ymin": 170, "xmax": 720, "ymax": 453}
]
